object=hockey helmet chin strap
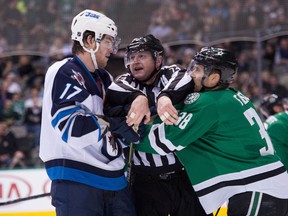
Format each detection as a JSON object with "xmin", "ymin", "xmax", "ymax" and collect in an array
[
  {"xmin": 141, "ymin": 66, "xmax": 160, "ymax": 83},
  {"xmin": 142, "ymin": 51, "xmax": 163, "ymax": 83},
  {"xmin": 82, "ymin": 44, "xmax": 100, "ymax": 69}
]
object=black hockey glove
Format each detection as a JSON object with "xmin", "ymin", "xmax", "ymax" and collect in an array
[
  {"xmin": 104, "ymin": 104, "xmax": 131, "ymax": 117},
  {"xmin": 104, "ymin": 116, "xmax": 146, "ymax": 144}
]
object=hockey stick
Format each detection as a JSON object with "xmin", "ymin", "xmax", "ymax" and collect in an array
[
  {"xmin": 0, "ymin": 193, "xmax": 51, "ymax": 206},
  {"xmin": 126, "ymin": 141, "xmax": 134, "ymax": 188},
  {"xmin": 214, "ymin": 207, "xmax": 220, "ymax": 216},
  {"xmin": 126, "ymin": 124, "xmax": 138, "ymax": 188}
]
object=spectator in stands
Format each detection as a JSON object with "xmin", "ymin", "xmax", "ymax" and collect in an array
[
  {"xmin": 49, "ymin": 37, "xmax": 66, "ymax": 62},
  {"xmin": 179, "ymin": 48, "xmax": 196, "ymax": 68},
  {"xmin": 0, "ymin": 99, "xmax": 20, "ymax": 126},
  {"xmin": 147, "ymin": 17, "xmax": 173, "ymax": 42},
  {"xmin": 277, "ymin": 38, "xmax": 288, "ymax": 65},
  {"xmin": 237, "ymin": 52, "xmax": 250, "ymax": 73},
  {"xmin": 26, "ymin": 61, "xmax": 45, "ymax": 91},
  {"xmin": 175, "ymin": 8, "xmax": 197, "ymax": 41},
  {"xmin": 24, "ymin": 87, "xmax": 42, "ymax": 147},
  {"xmin": 23, "ymin": 97, "xmax": 42, "ymax": 147},
  {"xmin": 263, "ymin": 42, "xmax": 276, "ymax": 72},
  {"xmin": 0, "ymin": 59, "xmax": 15, "ymax": 79},
  {"xmin": 0, "ymin": 121, "xmax": 26, "ymax": 169},
  {"xmin": 241, "ymin": 0, "xmax": 264, "ymax": 30},
  {"xmin": 264, "ymin": 74, "xmax": 288, "ymax": 98},
  {"xmin": 11, "ymin": 92, "xmax": 25, "ymax": 123},
  {"xmin": 16, "ymin": 55, "xmax": 35, "ymax": 81},
  {"xmin": 0, "ymin": 36, "xmax": 8, "ymax": 54},
  {"xmin": 176, "ymin": 0, "xmax": 199, "ymax": 40},
  {"xmin": 2, "ymin": 72, "xmax": 21, "ymax": 100},
  {"xmin": 24, "ymin": 87, "xmax": 42, "ymax": 108}
]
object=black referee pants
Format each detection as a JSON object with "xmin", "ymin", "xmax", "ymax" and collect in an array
[{"xmin": 131, "ymin": 171, "xmax": 211, "ymax": 216}]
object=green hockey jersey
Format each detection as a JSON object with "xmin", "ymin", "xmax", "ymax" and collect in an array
[
  {"xmin": 265, "ymin": 111, "xmax": 288, "ymax": 170},
  {"xmin": 136, "ymin": 88, "xmax": 288, "ymax": 214}
]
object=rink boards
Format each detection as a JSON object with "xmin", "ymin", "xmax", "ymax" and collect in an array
[{"xmin": 0, "ymin": 168, "xmax": 227, "ymax": 216}]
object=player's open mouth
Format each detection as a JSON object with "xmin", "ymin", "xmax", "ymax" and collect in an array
[{"xmin": 134, "ymin": 67, "xmax": 143, "ymax": 71}]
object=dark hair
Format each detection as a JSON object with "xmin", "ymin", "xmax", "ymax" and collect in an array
[{"xmin": 72, "ymin": 31, "xmax": 95, "ymax": 55}]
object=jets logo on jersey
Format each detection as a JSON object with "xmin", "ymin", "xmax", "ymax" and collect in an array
[
  {"xmin": 101, "ymin": 131, "xmax": 122, "ymax": 160},
  {"xmin": 184, "ymin": 93, "xmax": 200, "ymax": 104},
  {"xmin": 71, "ymin": 69, "xmax": 86, "ymax": 88}
]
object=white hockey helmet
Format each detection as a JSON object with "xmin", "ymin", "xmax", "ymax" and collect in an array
[{"xmin": 71, "ymin": 9, "xmax": 119, "ymax": 53}]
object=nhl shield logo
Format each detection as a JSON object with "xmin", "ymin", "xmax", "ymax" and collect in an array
[{"xmin": 184, "ymin": 93, "xmax": 200, "ymax": 104}]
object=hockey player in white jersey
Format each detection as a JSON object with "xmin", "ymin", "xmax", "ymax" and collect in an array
[{"xmin": 39, "ymin": 9, "xmax": 136, "ymax": 216}]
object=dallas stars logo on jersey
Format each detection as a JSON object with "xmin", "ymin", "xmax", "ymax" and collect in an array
[{"xmin": 184, "ymin": 93, "xmax": 200, "ymax": 104}]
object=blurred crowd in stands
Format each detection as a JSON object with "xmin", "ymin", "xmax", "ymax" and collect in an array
[
  {"xmin": 0, "ymin": 0, "xmax": 288, "ymax": 169},
  {"xmin": 1, "ymin": 0, "xmax": 288, "ymax": 54},
  {"xmin": 0, "ymin": 55, "xmax": 43, "ymax": 168},
  {"xmin": 146, "ymin": 0, "xmax": 288, "ymax": 42}
]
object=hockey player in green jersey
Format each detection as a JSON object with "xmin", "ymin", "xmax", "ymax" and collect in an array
[
  {"xmin": 265, "ymin": 110, "xmax": 288, "ymax": 171},
  {"xmin": 259, "ymin": 94, "xmax": 285, "ymax": 121},
  {"xmin": 130, "ymin": 47, "xmax": 288, "ymax": 215},
  {"xmin": 260, "ymin": 94, "xmax": 288, "ymax": 171}
]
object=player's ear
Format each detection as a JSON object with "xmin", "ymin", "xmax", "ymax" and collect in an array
[
  {"xmin": 155, "ymin": 55, "xmax": 163, "ymax": 70},
  {"xmin": 210, "ymin": 73, "xmax": 220, "ymax": 83},
  {"xmin": 207, "ymin": 69, "xmax": 221, "ymax": 85}
]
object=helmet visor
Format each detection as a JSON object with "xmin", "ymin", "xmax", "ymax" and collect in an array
[
  {"xmin": 187, "ymin": 60, "xmax": 196, "ymax": 75},
  {"xmin": 112, "ymin": 36, "xmax": 121, "ymax": 54},
  {"xmin": 124, "ymin": 51, "xmax": 152, "ymax": 68},
  {"xmin": 101, "ymin": 36, "xmax": 121, "ymax": 54}
]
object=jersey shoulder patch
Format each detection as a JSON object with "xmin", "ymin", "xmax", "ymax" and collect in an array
[{"xmin": 184, "ymin": 93, "xmax": 200, "ymax": 104}]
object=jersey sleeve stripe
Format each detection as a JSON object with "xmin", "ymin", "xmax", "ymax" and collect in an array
[
  {"xmin": 196, "ymin": 165, "xmax": 287, "ymax": 197},
  {"xmin": 148, "ymin": 124, "xmax": 185, "ymax": 155},
  {"xmin": 154, "ymin": 127, "xmax": 173, "ymax": 154},
  {"xmin": 61, "ymin": 115, "xmax": 77, "ymax": 142},
  {"xmin": 157, "ymin": 124, "xmax": 185, "ymax": 151},
  {"xmin": 52, "ymin": 106, "xmax": 81, "ymax": 128}
]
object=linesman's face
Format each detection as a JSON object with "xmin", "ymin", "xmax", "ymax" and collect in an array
[{"xmin": 128, "ymin": 51, "xmax": 158, "ymax": 81}]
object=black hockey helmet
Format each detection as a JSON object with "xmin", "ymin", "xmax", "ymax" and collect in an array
[
  {"xmin": 188, "ymin": 47, "xmax": 238, "ymax": 84},
  {"xmin": 124, "ymin": 34, "xmax": 164, "ymax": 68},
  {"xmin": 260, "ymin": 94, "xmax": 284, "ymax": 118}
]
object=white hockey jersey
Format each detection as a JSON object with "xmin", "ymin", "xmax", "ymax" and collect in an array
[{"xmin": 39, "ymin": 56, "xmax": 127, "ymax": 191}]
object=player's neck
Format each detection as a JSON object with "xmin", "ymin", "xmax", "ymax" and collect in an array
[{"xmin": 76, "ymin": 53, "xmax": 95, "ymax": 72}]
